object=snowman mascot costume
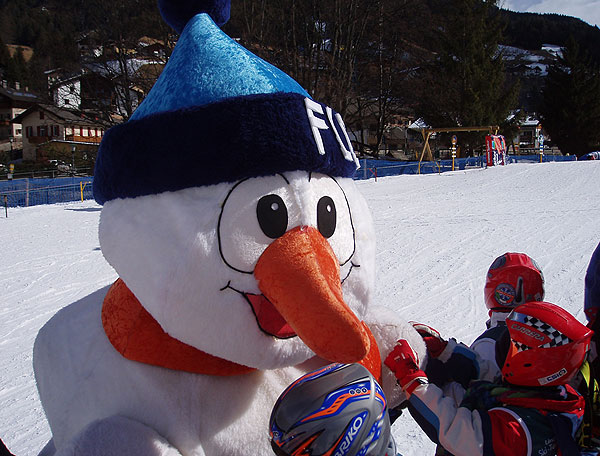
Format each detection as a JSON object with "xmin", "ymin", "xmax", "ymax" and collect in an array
[{"xmin": 33, "ymin": 1, "xmax": 425, "ymax": 454}]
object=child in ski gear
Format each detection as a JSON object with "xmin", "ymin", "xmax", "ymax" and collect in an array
[
  {"xmin": 386, "ymin": 301, "xmax": 592, "ymax": 456},
  {"xmin": 471, "ymin": 252, "xmax": 545, "ymax": 372},
  {"xmin": 412, "ymin": 253, "xmax": 545, "ymax": 387}
]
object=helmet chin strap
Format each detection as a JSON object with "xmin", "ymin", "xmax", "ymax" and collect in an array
[{"xmin": 489, "ymin": 307, "xmax": 512, "ymax": 316}]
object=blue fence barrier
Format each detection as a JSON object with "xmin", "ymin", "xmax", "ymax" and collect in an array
[
  {"xmin": 353, "ymin": 156, "xmax": 485, "ymax": 179},
  {"xmin": 0, "ymin": 176, "xmax": 94, "ymax": 208},
  {"xmin": 507, "ymin": 154, "xmax": 576, "ymax": 163},
  {"xmin": 0, "ymin": 154, "xmax": 576, "ymax": 209},
  {"xmin": 353, "ymin": 154, "xmax": 575, "ymax": 180}
]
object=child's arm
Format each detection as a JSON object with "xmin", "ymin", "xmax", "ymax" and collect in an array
[
  {"xmin": 412, "ymin": 323, "xmax": 500, "ymax": 387},
  {"xmin": 426, "ymin": 338, "xmax": 501, "ymax": 387},
  {"xmin": 385, "ymin": 340, "xmax": 529, "ymax": 456}
]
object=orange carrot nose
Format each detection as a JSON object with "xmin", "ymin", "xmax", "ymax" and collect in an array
[{"xmin": 254, "ymin": 226, "xmax": 369, "ymax": 363}]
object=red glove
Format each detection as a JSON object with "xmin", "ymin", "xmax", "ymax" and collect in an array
[
  {"xmin": 384, "ymin": 340, "xmax": 428, "ymax": 396},
  {"xmin": 410, "ymin": 321, "xmax": 448, "ymax": 358}
]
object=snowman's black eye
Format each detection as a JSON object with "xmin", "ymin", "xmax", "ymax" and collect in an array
[
  {"xmin": 317, "ymin": 196, "xmax": 336, "ymax": 238},
  {"xmin": 257, "ymin": 194, "xmax": 288, "ymax": 239}
]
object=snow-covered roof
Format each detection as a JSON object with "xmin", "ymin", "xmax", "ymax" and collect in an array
[
  {"xmin": 408, "ymin": 118, "xmax": 430, "ymax": 130},
  {"xmin": 521, "ymin": 116, "xmax": 540, "ymax": 127}
]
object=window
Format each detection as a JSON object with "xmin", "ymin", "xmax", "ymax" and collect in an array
[
  {"xmin": 26, "ymin": 126, "xmax": 33, "ymax": 137},
  {"xmin": 39, "ymin": 111, "xmax": 45, "ymax": 120},
  {"xmin": 38, "ymin": 126, "xmax": 47, "ymax": 137},
  {"xmin": 52, "ymin": 125, "xmax": 59, "ymax": 136}
]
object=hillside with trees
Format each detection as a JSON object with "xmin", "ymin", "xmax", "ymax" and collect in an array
[
  {"xmin": 0, "ymin": 0, "xmax": 170, "ymax": 95},
  {"xmin": 1, "ymin": 0, "xmax": 599, "ymax": 157},
  {"xmin": 499, "ymin": 9, "xmax": 600, "ymax": 62}
]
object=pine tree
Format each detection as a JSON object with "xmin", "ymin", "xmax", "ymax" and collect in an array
[
  {"xmin": 417, "ymin": 0, "xmax": 519, "ymax": 153},
  {"xmin": 0, "ymin": 35, "xmax": 10, "ymax": 69},
  {"xmin": 540, "ymin": 37, "xmax": 600, "ymax": 157},
  {"xmin": 4, "ymin": 46, "xmax": 29, "ymax": 85}
]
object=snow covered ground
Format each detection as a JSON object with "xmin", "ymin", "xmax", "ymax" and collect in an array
[{"xmin": 1, "ymin": 160, "xmax": 599, "ymax": 455}]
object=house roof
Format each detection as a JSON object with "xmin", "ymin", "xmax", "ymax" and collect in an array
[
  {"xmin": 11, "ymin": 103, "xmax": 110, "ymax": 127},
  {"xmin": 48, "ymin": 60, "xmax": 152, "ymax": 89},
  {"xmin": 138, "ymin": 36, "xmax": 165, "ymax": 47},
  {"xmin": 47, "ymin": 69, "xmax": 88, "ymax": 87},
  {"xmin": 520, "ymin": 116, "xmax": 541, "ymax": 127},
  {"xmin": 0, "ymin": 85, "xmax": 40, "ymax": 104}
]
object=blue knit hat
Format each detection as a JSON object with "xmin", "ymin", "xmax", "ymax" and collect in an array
[{"xmin": 93, "ymin": 0, "xmax": 359, "ymax": 204}]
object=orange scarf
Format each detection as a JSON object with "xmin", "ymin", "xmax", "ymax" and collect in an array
[{"xmin": 101, "ymin": 278, "xmax": 382, "ymax": 381}]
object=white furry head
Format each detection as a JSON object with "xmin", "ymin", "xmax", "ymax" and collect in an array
[{"xmin": 99, "ymin": 171, "xmax": 375, "ymax": 369}]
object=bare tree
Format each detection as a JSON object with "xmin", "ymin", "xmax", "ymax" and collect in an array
[
  {"xmin": 231, "ymin": 0, "xmax": 376, "ymax": 115},
  {"xmin": 45, "ymin": 0, "xmax": 172, "ymax": 123},
  {"xmin": 345, "ymin": 0, "xmax": 432, "ymax": 156}
]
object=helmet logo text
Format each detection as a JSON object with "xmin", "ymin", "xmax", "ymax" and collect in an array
[
  {"xmin": 334, "ymin": 413, "xmax": 366, "ymax": 456},
  {"xmin": 511, "ymin": 323, "xmax": 545, "ymax": 342},
  {"xmin": 538, "ymin": 368, "xmax": 567, "ymax": 385}
]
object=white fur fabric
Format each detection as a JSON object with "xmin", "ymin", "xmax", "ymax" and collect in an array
[
  {"xmin": 33, "ymin": 172, "xmax": 426, "ymax": 455},
  {"xmin": 34, "ymin": 287, "xmax": 424, "ymax": 455},
  {"xmin": 364, "ymin": 304, "xmax": 426, "ymax": 407},
  {"xmin": 54, "ymin": 416, "xmax": 182, "ymax": 456},
  {"xmin": 98, "ymin": 172, "xmax": 376, "ymax": 369},
  {"xmin": 34, "ymin": 289, "xmax": 328, "ymax": 455}
]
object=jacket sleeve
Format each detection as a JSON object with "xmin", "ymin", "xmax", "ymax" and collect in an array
[
  {"xmin": 469, "ymin": 338, "xmax": 501, "ymax": 380},
  {"xmin": 425, "ymin": 339, "xmax": 500, "ymax": 389},
  {"xmin": 406, "ymin": 382, "xmax": 529, "ymax": 456}
]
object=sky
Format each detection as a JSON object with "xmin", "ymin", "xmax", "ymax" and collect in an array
[
  {"xmin": 1, "ymin": 160, "xmax": 599, "ymax": 455},
  {"xmin": 501, "ymin": 0, "xmax": 600, "ymax": 28}
]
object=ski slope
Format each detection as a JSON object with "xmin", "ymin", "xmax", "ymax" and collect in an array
[{"xmin": 1, "ymin": 160, "xmax": 599, "ymax": 455}]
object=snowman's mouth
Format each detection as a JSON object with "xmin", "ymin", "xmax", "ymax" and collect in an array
[{"xmin": 244, "ymin": 293, "xmax": 297, "ymax": 339}]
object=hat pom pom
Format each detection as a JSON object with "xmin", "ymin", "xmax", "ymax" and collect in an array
[{"xmin": 158, "ymin": 0, "xmax": 231, "ymax": 33}]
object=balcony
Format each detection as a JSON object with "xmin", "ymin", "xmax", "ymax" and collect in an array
[{"xmin": 65, "ymin": 135, "xmax": 102, "ymax": 144}]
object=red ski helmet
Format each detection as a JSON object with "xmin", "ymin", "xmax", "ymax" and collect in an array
[
  {"xmin": 484, "ymin": 253, "xmax": 544, "ymax": 312},
  {"xmin": 502, "ymin": 301, "xmax": 593, "ymax": 387}
]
